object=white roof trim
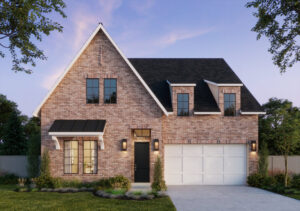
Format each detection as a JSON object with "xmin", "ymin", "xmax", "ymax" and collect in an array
[
  {"xmin": 49, "ymin": 132, "xmax": 104, "ymax": 136},
  {"xmin": 204, "ymin": 79, "xmax": 243, "ymax": 87},
  {"xmin": 240, "ymin": 111, "xmax": 266, "ymax": 115},
  {"xmin": 33, "ymin": 24, "xmax": 169, "ymax": 117},
  {"xmin": 166, "ymin": 80, "xmax": 196, "ymax": 87},
  {"xmin": 194, "ymin": 112, "xmax": 221, "ymax": 115}
]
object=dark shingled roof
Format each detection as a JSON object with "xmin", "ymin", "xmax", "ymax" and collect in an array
[
  {"xmin": 49, "ymin": 120, "xmax": 106, "ymax": 132},
  {"xmin": 129, "ymin": 58, "xmax": 263, "ymax": 112}
]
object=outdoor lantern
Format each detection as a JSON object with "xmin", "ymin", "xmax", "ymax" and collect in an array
[
  {"xmin": 121, "ymin": 139, "xmax": 127, "ymax": 151},
  {"xmin": 154, "ymin": 139, "xmax": 159, "ymax": 151},
  {"xmin": 250, "ymin": 140, "xmax": 256, "ymax": 152}
]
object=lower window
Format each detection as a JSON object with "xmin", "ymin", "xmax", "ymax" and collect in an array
[
  {"xmin": 83, "ymin": 141, "xmax": 98, "ymax": 174},
  {"xmin": 64, "ymin": 141, "xmax": 78, "ymax": 174}
]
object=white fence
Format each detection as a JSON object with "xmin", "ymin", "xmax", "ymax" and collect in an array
[
  {"xmin": 268, "ymin": 156, "xmax": 300, "ymax": 175},
  {"xmin": 0, "ymin": 156, "xmax": 28, "ymax": 177}
]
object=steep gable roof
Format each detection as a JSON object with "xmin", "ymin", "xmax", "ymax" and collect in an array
[
  {"xmin": 33, "ymin": 24, "xmax": 169, "ymax": 117},
  {"xmin": 129, "ymin": 58, "xmax": 263, "ymax": 113}
]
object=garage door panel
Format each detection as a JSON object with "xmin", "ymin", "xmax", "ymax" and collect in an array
[
  {"xmin": 224, "ymin": 157, "xmax": 245, "ymax": 173},
  {"xmin": 204, "ymin": 174, "xmax": 223, "ymax": 185},
  {"xmin": 204, "ymin": 157, "xmax": 223, "ymax": 173},
  {"xmin": 183, "ymin": 174, "xmax": 203, "ymax": 184},
  {"xmin": 165, "ymin": 174, "xmax": 182, "ymax": 185},
  {"xmin": 183, "ymin": 157, "xmax": 202, "ymax": 173},
  {"xmin": 165, "ymin": 145, "xmax": 182, "ymax": 156},
  {"xmin": 165, "ymin": 157, "xmax": 182, "ymax": 174},
  {"xmin": 204, "ymin": 145, "xmax": 223, "ymax": 155},
  {"xmin": 224, "ymin": 174, "xmax": 246, "ymax": 185},
  {"xmin": 224, "ymin": 145, "xmax": 245, "ymax": 156},
  {"xmin": 183, "ymin": 145, "xmax": 202, "ymax": 156}
]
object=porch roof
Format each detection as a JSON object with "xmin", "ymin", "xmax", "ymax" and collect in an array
[{"xmin": 49, "ymin": 120, "xmax": 106, "ymax": 133}]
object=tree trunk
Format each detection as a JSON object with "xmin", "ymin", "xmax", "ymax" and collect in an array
[{"xmin": 284, "ymin": 154, "xmax": 288, "ymax": 187}]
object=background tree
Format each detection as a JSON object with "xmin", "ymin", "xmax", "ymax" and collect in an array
[
  {"xmin": 0, "ymin": 110, "xmax": 27, "ymax": 155},
  {"xmin": 26, "ymin": 117, "xmax": 41, "ymax": 178},
  {"xmin": 246, "ymin": 0, "xmax": 300, "ymax": 72},
  {"xmin": 275, "ymin": 106, "xmax": 300, "ymax": 187},
  {"xmin": 0, "ymin": 0, "xmax": 66, "ymax": 73},
  {"xmin": 259, "ymin": 98, "xmax": 300, "ymax": 155}
]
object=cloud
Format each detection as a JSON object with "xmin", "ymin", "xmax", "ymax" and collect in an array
[
  {"xmin": 157, "ymin": 28, "xmax": 214, "ymax": 47},
  {"xmin": 72, "ymin": 13, "xmax": 98, "ymax": 49},
  {"xmin": 41, "ymin": 66, "xmax": 65, "ymax": 90},
  {"xmin": 98, "ymin": 0, "xmax": 122, "ymax": 25},
  {"xmin": 130, "ymin": 0, "xmax": 155, "ymax": 14}
]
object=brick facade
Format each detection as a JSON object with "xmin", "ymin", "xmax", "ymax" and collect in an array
[{"xmin": 40, "ymin": 29, "xmax": 258, "ymax": 182}]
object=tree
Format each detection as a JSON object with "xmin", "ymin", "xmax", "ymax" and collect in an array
[
  {"xmin": 259, "ymin": 98, "xmax": 300, "ymax": 155},
  {"xmin": 151, "ymin": 156, "xmax": 167, "ymax": 191},
  {"xmin": 258, "ymin": 141, "xmax": 269, "ymax": 177},
  {"xmin": 27, "ymin": 134, "xmax": 41, "ymax": 178},
  {"xmin": 246, "ymin": 0, "xmax": 300, "ymax": 72},
  {"xmin": 0, "ymin": 110, "xmax": 27, "ymax": 155},
  {"xmin": 275, "ymin": 106, "xmax": 300, "ymax": 187},
  {"xmin": 0, "ymin": 0, "xmax": 66, "ymax": 73}
]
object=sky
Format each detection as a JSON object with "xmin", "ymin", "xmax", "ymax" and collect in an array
[{"xmin": 0, "ymin": 0, "xmax": 299, "ymax": 117}]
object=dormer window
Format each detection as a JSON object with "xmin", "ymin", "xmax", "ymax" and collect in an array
[
  {"xmin": 224, "ymin": 93, "xmax": 236, "ymax": 116},
  {"xmin": 177, "ymin": 93, "xmax": 189, "ymax": 116}
]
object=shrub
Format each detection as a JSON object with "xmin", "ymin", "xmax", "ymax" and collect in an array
[
  {"xmin": 274, "ymin": 173, "xmax": 291, "ymax": 186},
  {"xmin": 291, "ymin": 174, "xmax": 300, "ymax": 189},
  {"xmin": 97, "ymin": 175, "xmax": 131, "ymax": 191},
  {"xmin": 35, "ymin": 174, "xmax": 55, "ymax": 189},
  {"xmin": 151, "ymin": 156, "xmax": 167, "ymax": 191},
  {"xmin": 27, "ymin": 134, "xmax": 41, "ymax": 178},
  {"xmin": 0, "ymin": 173, "xmax": 18, "ymax": 184}
]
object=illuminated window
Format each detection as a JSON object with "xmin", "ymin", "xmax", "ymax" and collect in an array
[
  {"xmin": 64, "ymin": 141, "xmax": 78, "ymax": 174},
  {"xmin": 83, "ymin": 141, "xmax": 98, "ymax": 174}
]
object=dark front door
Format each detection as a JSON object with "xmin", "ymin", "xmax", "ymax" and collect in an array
[{"xmin": 134, "ymin": 142, "xmax": 150, "ymax": 182}]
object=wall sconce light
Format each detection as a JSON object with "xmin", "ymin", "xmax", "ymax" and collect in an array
[
  {"xmin": 154, "ymin": 139, "xmax": 159, "ymax": 151},
  {"xmin": 121, "ymin": 139, "xmax": 127, "ymax": 151},
  {"xmin": 250, "ymin": 140, "xmax": 256, "ymax": 152}
]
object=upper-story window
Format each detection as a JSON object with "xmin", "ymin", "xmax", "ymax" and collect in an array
[
  {"xmin": 104, "ymin": 78, "xmax": 117, "ymax": 104},
  {"xmin": 177, "ymin": 93, "xmax": 189, "ymax": 116},
  {"xmin": 224, "ymin": 93, "xmax": 236, "ymax": 116},
  {"xmin": 86, "ymin": 78, "xmax": 99, "ymax": 104}
]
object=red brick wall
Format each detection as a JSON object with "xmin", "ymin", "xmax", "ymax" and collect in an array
[{"xmin": 41, "ymin": 30, "xmax": 258, "ymax": 182}]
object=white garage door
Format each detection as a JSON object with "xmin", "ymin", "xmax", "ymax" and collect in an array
[{"xmin": 164, "ymin": 144, "xmax": 247, "ymax": 185}]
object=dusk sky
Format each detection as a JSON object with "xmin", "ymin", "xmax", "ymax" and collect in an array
[{"xmin": 0, "ymin": 0, "xmax": 299, "ymax": 116}]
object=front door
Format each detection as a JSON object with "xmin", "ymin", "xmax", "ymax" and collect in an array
[{"xmin": 134, "ymin": 142, "xmax": 150, "ymax": 182}]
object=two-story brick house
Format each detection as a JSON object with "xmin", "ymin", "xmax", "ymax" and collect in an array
[{"xmin": 33, "ymin": 24, "xmax": 265, "ymax": 185}]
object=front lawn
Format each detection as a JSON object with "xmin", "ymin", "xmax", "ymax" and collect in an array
[
  {"xmin": 284, "ymin": 193, "xmax": 300, "ymax": 200},
  {"xmin": 0, "ymin": 185, "xmax": 176, "ymax": 211}
]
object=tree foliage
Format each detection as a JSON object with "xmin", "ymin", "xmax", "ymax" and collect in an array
[
  {"xmin": 259, "ymin": 98, "xmax": 300, "ymax": 155},
  {"xmin": 0, "ymin": 0, "xmax": 66, "ymax": 73},
  {"xmin": 260, "ymin": 98, "xmax": 300, "ymax": 187},
  {"xmin": 246, "ymin": 0, "xmax": 300, "ymax": 72},
  {"xmin": 0, "ymin": 110, "xmax": 27, "ymax": 155},
  {"xmin": 0, "ymin": 94, "xmax": 40, "ymax": 155}
]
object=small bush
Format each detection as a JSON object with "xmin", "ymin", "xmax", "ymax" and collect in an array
[
  {"xmin": 151, "ymin": 156, "xmax": 167, "ymax": 191},
  {"xmin": 97, "ymin": 175, "xmax": 131, "ymax": 191},
  {"xmin": 247, "ymin": 173, "xmax": 264, "ymax": 187},
  {"xmin": 35, "ymin": 174, "xmax": 55, "ymax": 189},
  {"xmin": 274, "ymin": 173, "xmax": 291, "ymax": 186},
  {"xmin": 291, "ymin": 174, "xmax": 300, "ymax": 189},
  {"xmin": 0, "ymin": 173, "xmax": 18, "ymax": 184}
]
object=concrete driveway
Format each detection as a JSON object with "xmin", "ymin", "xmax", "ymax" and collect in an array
[{"xmin": 167, "ymin": 185, "xmax": 300, "ymax": 211}]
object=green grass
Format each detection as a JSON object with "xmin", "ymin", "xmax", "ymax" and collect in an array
[
  {"xmin": 284, "ymin": 193, "xmax": 300, "ymax": 200},
  {"xmin": 0, "ymin": 185, "xmax": 176, "ymax": 211}
]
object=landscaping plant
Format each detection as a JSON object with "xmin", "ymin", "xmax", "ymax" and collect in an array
[
  {"xmin": 258, "ymin": 141, "xmax": 269, "ymax": 177},
  {"xmin": 151, "ymin": 156, "xmax": 167, "ymax": 191},
  {"xmin": 35, "ymin": 150, "xmax": 55, "ymax": 189}
]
